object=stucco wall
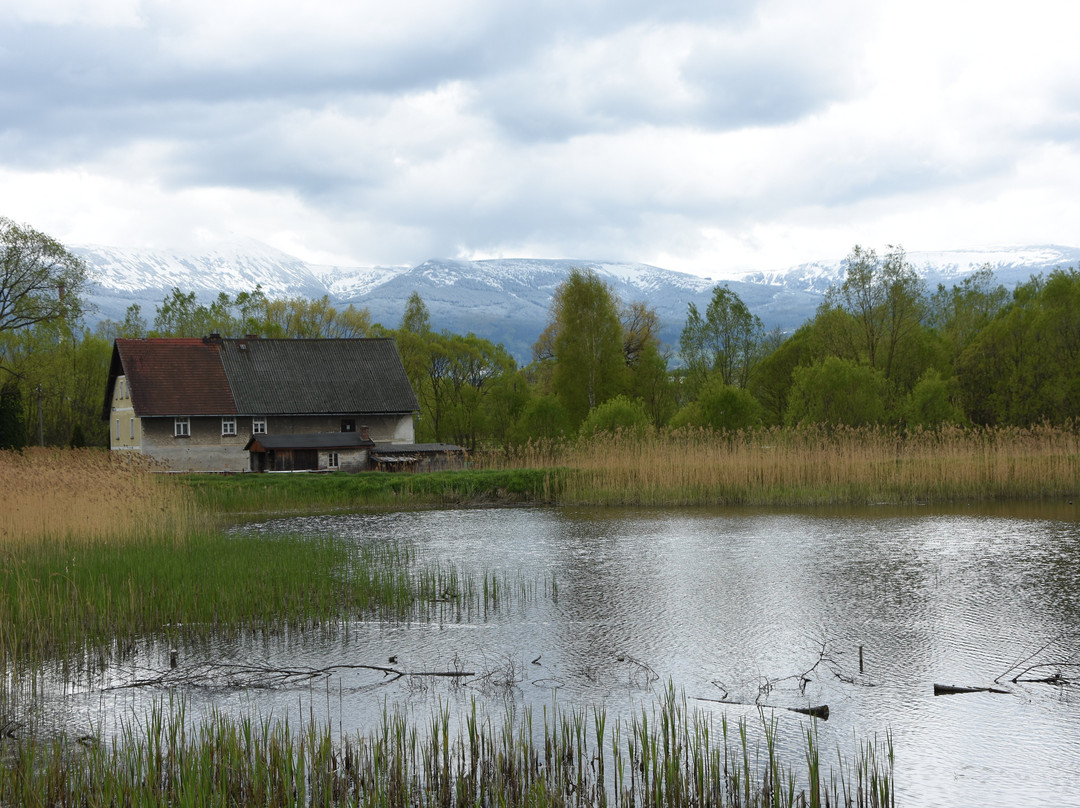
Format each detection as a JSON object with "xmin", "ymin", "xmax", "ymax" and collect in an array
[
  {"xmin": 140, "ymin": 415, "xmax": 251, "ymax": 472},
  {"xmin": 108, "ymin": 375, "xmax": 143, "ymax": 451},
  {"xmin": 128, "ymin": 413, "xmax": 415, "ymax": 472}
]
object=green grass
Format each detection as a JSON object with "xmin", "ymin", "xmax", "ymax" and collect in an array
[
  {"xmin": 0, "ymin": 531, "xmax": 512, "ymax": 673},
  {"xmin": 0, "ymin": 689, "xmax": 894, "ymax": 808},
  {"xmin": 181, "ymin": 468, "xmax": 565, "ymax": 515}
]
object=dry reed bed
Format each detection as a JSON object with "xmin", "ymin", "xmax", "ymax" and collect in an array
[
  {"xmin": 0, "ymin": 448, "xmax": 194, "ymax": 544},
  {"xmin": 490, "ymin": 425, "xmax": 1080, "ymax": 506}
]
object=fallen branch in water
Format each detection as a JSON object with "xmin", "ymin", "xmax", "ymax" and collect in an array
[
  {"xmin": 933, "ymin": 683, "xmax": 1011, "ymax": 696},
  {"xmin": 692, "ymin": 695, "xmax": 830, "ymax": 720},
  {"xmin": 994, "ymin": 636, "xmax": 1080, "ymax": 687},
  {"xmin": 1005, "ymin": 662, "xmax": 1080, "ymax": 686},
  {"xmin": 103, "ymin": 661, "xmax": 475, "ymax": 691}
]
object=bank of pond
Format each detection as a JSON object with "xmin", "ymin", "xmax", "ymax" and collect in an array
[{"xmin": 1, "ymin": 434, "xmax": 1079, "ymax": 806}]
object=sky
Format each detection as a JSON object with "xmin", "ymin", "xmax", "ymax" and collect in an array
[{"xmin": 2, "ymin": 0, "xmax": 1079, "ymax": 279}]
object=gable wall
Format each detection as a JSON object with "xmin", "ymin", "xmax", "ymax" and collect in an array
[{"xmin": 108, "ymin": 375, "xmax": 143, "ymax": 451}]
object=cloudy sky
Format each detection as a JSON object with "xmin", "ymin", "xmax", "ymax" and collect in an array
[{"xmin": 2, "ymin": 0, "xmax": 1078, "ymax": 277}]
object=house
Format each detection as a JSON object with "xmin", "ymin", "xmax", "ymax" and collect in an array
[{"xmin": 103, "ymin": 335, "xmax": 424, "ymax": 472}]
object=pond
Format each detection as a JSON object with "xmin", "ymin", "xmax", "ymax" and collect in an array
[{"xmin": 39, "ymin": 503, "xmax": 1080, "ymax": 806}]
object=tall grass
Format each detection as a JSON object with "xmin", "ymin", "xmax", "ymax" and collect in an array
[
  {"xmin": 486, "ymin": 424, "xmax": 1080, "ymax": 506},
  {"xmin": 0, "ymin": 531, "xmax": 528, "ymax": 676},
  {"xmin": 0, "ymin": 689, "xmax": 894, "ymax": 807},
  {"xmin": 0, "ymin": 448, "xmax": 196, "ymax": 544}
]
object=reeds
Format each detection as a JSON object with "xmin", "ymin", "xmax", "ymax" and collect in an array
[
  {"xmin": 0, "ymin": 447, "xmax": 196, "ymax": 544},
  {"xmin": 0, "ymin": 531, "xmax": 538, "ymax": 678},
  {"xmin": 0, "ymin": 688, "xmax": 895, "ymax": 807},
  {"xmin": 486, "ymin": 423, "xmax": 1080, "ymax": 506}
]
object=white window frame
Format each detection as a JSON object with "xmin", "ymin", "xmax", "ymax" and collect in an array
[
  {"xmin": 129, "ymin": 418, "xmax": 134, "ymax": 439},
  {"xmin": 222, "ymin": 417, "xmax": 237, "ymax": 436},
  {"xmin": 174, "ymin": 417, "xmax": 190, "ymax": 437},
  {"xmin": 252, "ymin": 417, "xmax": 267, "ymax": 435},
  {"xmin": 327, "ymin": 451, "xmax": 340, "ymax": 470}
]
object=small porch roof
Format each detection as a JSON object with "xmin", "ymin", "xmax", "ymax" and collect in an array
[{"xmin": 245, "ymin": 433, "xmax": 377, "ymax": 453}]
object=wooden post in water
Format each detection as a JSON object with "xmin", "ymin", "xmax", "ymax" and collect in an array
[{"xmin": 859, "ymin": 645, "xmax": 864, "ymax": 674}]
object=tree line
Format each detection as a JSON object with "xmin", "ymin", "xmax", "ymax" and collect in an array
[{"xmin": 2, "ymin": 216, "xmax": 1079, "ymax": 451}]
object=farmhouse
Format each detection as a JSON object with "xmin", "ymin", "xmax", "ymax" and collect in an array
[{"xmin": 103, "ymin": 335, "xmax": 429, "ymax": 473}]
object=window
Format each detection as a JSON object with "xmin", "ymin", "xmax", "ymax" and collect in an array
[
  {"xmin": 252, "ymin": 417, "xmax": 267, "ymax": 434},
  {"xmin": 327, "ymin": 452, "xmax": 339, "ymax": 470},
  {"xmin": 341, "ymin": 419, "xmax": 355, "ymax": 432},
  {"xmin": 115, "ymin": 419, "xmax": 120, "ymax": 441},
  {"xmin": 174, "ymin": 417, "xmax": 190, "ymax": 437},
  {"xmin": 222, "ymin": 417, "xmax": 237, "ymax": 436},
  {"xmin": 129, "ymin": 418, "xmax": 134, "ymax": 439}
]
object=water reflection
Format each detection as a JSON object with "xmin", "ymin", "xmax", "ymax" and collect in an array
[{"xmin": 33, "ymin": 504, "xmax": 1080, "ymax": 805}]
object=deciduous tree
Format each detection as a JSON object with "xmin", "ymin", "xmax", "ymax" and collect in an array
[
  {"xmin": 0, "ymin": 217, "xmax": 87, "ymax": 336},
  {"xmin": 679, "ymin": 285, "xmax": 765, "ymax": 395},
  {"xmin": 537, "ymin": 269, "xmax": 626, "ymax": 427}
]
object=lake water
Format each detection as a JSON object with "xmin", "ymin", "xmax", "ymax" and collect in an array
[{"xmin": 41, "ymin": 503, "xmax": 1080, "ymax": 806}]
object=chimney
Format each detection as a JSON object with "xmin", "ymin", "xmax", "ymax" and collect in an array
[{"xmin": 360, "ymin": 425, "xmax": 370, "ymax": 441}]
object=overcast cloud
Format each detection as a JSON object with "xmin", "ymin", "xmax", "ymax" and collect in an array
[{"xmin": 2, "ymin": 0, "xmax": 1078, "ymax": 276}]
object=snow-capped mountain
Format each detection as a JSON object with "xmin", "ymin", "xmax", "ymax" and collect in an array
[
  {"xmin": 740, "ymin": 245, "xmax": 1080, "ymax": 295},
  {"xmin": 76, "ymin": 241, "xmax": 1080, "ymax": 362}
]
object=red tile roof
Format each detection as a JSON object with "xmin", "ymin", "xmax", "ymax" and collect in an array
[{"xmin": 115, "ymin": 338, "xmax": 238, "ymax": 416}]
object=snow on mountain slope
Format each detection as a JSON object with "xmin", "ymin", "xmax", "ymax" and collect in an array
[
  {"xmin": 741, "ymin": 245, "xmax": 1080, "ymax": 294},
  {"xmin": 75, "ymin": 239, "xmax": 1080, "ymax": 361}
]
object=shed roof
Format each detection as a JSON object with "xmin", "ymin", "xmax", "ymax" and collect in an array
[{"xmin": 220, "ymin": 338, "xmax": 419, "ymax": 415}]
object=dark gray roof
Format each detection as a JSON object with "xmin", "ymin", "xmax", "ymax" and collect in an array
[
  {"xmin": 246, "ymin": 433, "xmax": 377, "ymax": 451},
  {"xmin": 219, "ymin": 338, "xmax": 419, "ymax": 415},
  {"xmin": 371, "ymin": 443, "xmax": 465, "ymax": 454}
]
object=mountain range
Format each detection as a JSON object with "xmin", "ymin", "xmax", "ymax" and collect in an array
[{"xmin": 75, "ymin": 242, "xmax": 1080, "ymax": 362}]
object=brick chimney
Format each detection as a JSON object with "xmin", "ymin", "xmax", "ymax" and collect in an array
[{"xmin": 360, "ymin": 425, "xmax": 370, "ymax": 441}]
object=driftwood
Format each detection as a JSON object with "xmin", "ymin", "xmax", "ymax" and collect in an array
[
  {"xmin": 933, "ymin": 683, "xmax": 1010, "ymax": 696},
  {"xmin": 693, "ymin": 696, "xmax": 830, "ymax": 720},
  {"xmin": 993, "ymin": 637, "xmax": 1080, "ymax": 687},
  {"xmin": 103, "ymin": 661, "xmax": 475, "ymax": 692}
]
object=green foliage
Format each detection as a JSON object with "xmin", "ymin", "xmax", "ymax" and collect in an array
[
  {"xmin": 150, "ymin": 286, "xmax": 371, "ymax": 339},
  {"xmin": 670, "ymin": 377, "xmax": 763, "ymax": 431},
  {"xmin": 0, "ymin": 379, "xmax": 26, "ymax": 449},
  {"xmin": 749, "ymin": 325, "xmax": 824, "ymax": 426},
  {"xmin": 541, "ymin": 268, "xmax": 627, "ymax": 426},
  {"xmin": 0, "ymin": 217, "xmax": 87, "ymax": 334},
  {"xmin": 94, "ymin": 303, "xmax": 148, "ymax": 341},
  {"xmin": 513, "ymin": 395, "xmax": 572, "ymax": 442},
  {"xmin": 785, "ymin": 357, "xmax": 887, "ymax": 427},
  {"xmin": 825, "ymin": 245, "xmax": 928, "ymax": 381},
  {"xmin": 578, "ymin": 395, "xmax": 650, "ymax": 439},
  {"xmin": 182, "ymin": 468, "xmax": 561, "ymax": 513},
  {"xmin": 0, "ymin": 324, "xmax": 111, "ymax": 447},
  {"xmin": 956, "ymin": 268, "xmax": 1080, "ymax": 425},
  {"xmin": 679, "ymin": 284, "xmax": 765, "ymax": 394},
  {"xmin": 899, "ymin": 369, "xmax": 965, "ymax": 429},
  {"xmin": 929, "ymin": 265, "xmax": 1009, "ymax": 352},
  {"xmin": 400, "ymin": 290, "xmax": 431, "ymax": 335}
]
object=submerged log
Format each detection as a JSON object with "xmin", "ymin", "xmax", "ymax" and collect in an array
[
  {"xmin": 790, "ymin": 704, "xmax": 830, "ymax": 720},
  {"xmin": 933, "ymin": 683, "xmax": 1010, "ymax": 696},
  {"xmin": 693, "ymin": 696, "xmax": 829, "ymax": 720}
]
